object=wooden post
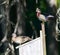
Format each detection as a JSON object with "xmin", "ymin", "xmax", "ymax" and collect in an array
[{"xmin": 41, "ymin": 22, "xmax": 46, "ymax": 55}]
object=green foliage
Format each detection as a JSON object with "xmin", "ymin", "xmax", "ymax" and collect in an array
[
  {"xmin": 39, "ymin": 0, "xmax": 47, "ymax": 13},
  {"xmin": 57, "ymin": 0, "xmax": 60, "ymax": 8}
]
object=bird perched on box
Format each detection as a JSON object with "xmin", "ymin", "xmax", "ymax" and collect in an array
[{"xmin": 12, "ymin": 33, "xmax": 32, "ymax": 44}]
